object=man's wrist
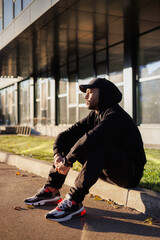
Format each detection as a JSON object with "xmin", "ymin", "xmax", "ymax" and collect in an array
[{"xmin": 62, "ymin": 157, "xmax": 72, "ymax": 167}]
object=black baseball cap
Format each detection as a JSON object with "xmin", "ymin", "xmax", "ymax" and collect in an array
[{"xmin": 79, "ymin": 78, "xmax": 108, "ymax": 93}]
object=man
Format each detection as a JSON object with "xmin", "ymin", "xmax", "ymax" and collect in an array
[{"xmin": 24, "ymin": 78, "xmax": 146, "ymax": 222}]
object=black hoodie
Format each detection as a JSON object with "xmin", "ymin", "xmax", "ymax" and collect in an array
[{"xmin": 53, "ymin": 78, "xmax": 146, "ymax": 168}]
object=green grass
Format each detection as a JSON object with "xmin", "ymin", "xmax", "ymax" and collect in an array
[
  {"xmin": 0, "ymin": 135, "xmax": 54, "ymax": 162},
  {"xmin": 139, "ymin": 149, "xmax": 160, "ymax": 192},
  {"xmin": 0, "ymin": 135, "xmax": 160, "ymax": 192}
]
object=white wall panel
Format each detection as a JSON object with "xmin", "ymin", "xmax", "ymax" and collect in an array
[
  {"xmin": 31, "ymin": 0, "xmax": 51, "ymax": 24},
  {"xmin": 14, "ymin": 7, "xmax": 30, "ymax": 37}
]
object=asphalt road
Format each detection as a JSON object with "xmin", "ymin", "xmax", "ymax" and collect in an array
[{"xmin": 0, "ymin": 162, "xmax": 160, "ymax": 240}]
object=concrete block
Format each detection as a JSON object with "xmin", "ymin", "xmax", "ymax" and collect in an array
[
  {"xmin": 0, "ymin": 151, "xmax": 52, "ymax": 178},
  {"xmin": 65, "ymin": 170, "xmax": 78, "ymax": 186},
  {"xmin": 90, "ymin": 179, "xmax": 129, "ymax": 206},
  {"xmin": 127, "ymin": 188, "xmax": 160, "ymax": 218},
  {"xmin": 126, "ymin": 189, "xmax": 146, "ymax": 213}
]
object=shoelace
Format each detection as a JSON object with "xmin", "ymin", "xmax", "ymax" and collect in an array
[{"xmin": 58, "ymin": 199, "xmax": 72, "ymax": 210}]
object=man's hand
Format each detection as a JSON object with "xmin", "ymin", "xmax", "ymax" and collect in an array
[
  {"xmin": 54, "ymin": 153, "xmax": 63, "ymax": 169},
  {"xmin": 54, "ymin": 153, "xmax": 71, "ymax": 175},
  {"xmin": 56, "ymin": 161, "xmax": 71, "ymax": 175}
]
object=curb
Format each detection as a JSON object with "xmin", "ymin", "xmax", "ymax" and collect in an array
[{"xmin": 0, "ymin": 151, "xmax": 160, "ymax": 218}]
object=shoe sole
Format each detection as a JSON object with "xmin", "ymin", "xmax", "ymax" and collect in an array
[
  {"xmin": 46, "ymin": 206, "xmax": 86, "ymax": 222},
  {"xmin": 24, "ymin": 196, "xmax": 62, "ymax": 206}
]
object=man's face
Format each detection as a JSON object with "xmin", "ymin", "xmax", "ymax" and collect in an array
[{"xmin": 85, "ymin": 88, "xmax": 99, "ymax": 111}]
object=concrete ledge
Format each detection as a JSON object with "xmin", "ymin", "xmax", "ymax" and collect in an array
[
  {"xmin": 0, "ymin": 151, "xmax": 51, "ymax": 178},
  {"xmin": 0, "ymin": 151, "xmax": 160, "ymax": 218}
]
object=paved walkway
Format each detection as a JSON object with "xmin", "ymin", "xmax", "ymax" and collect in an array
[{"xmin": 1, "ymin": 162, "xmax": 160, "ymax": 240}]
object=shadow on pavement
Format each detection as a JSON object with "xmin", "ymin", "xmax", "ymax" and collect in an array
[
  {"xmin": 60, "ymin": 206, "xmax": 160, "ymax": 237},
  {"xmin": 140, "ymin": 191, "xmax": 160, "ymax": 218}
]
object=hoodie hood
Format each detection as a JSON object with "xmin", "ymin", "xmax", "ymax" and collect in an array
[{"xmin": 79, "ymin": 78, "xmax": 122, "ymax": 111}]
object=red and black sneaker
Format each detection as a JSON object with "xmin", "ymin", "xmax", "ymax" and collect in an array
[
  {"xmin": 45, "ymin": 193, "xmax": 86, "ymax": 222},
  {"xmin": 24, "ymin": 187, "xmax": 61, "ymax": 206}
]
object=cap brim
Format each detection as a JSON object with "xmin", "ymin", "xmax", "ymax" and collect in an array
[{"xmin": 79, "ymin": 84, "xmax": 94, "ymax": 93}]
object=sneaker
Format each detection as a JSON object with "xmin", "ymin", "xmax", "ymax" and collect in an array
[
  {"xmin": 45, "ymin": 193, "xmax": 86, "ymax": 222},
  {"xmin": 24, "ymin": 187, "xmax": 61, "ymax": 206}
]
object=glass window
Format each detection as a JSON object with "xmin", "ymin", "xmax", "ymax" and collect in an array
[
  {"xmin": 138, "ymin": 79, "xmax": 160, "ymax": 124},
  {"xmin": 8, "ymin": 92, "xmax": 12, "ymax": 114},
  {"xmin": 12, "ymin": 106, "xmax": 16, "ymax": 124},
  {"xmin": 35, "ymin": 79, "xmax": 40, "ymax": 99},
  {"xmin": 0, "ymin": 0, "xmax": 2, "ymax": 31},
  {"xmin": 35, "ymin": 78, "xmax": 53, "ymax": 125},
  {"xmin": 14, "ymin": 0, "xmax": 21, "ymax": 17},
  {"xmin": 96, "ymin": 49, "xmax": 106, "ymax": 63},
  {"xmin": 97, "ymin": 62, "xmax": 108, "ymax": 79},
  {"xmin": 139, "ymin": 0, "xmax": 160, "ymax": 34},
  {"xmin": 36, "ymin": 101, "xmax": 40, "ymax": 118},
  {"xmin": 59, "ymin": 66, "xmax": 67, "ymax": 94},
  {"xmin": 79, "ymin": 55, "xmax": 93, "ymax": 81},
  {"xmin": 79, "ymin": 92, "xmax": 86, "ymax": 104},
  {"xmin": 5, "ymin": 89, "xmax": 8, "ymax": 105},
  {"xmin": 69, "ymin": 73, "xmax": 77, "ymax": 104},
  {"xmin": 41, "ymin": 82, "xmax": 46, "ymax": 109},
  {"xmin": 138, "ymin": 29, "xmax": 160, "ymax": 124},
  {"xmin": 2, "ymin": 85, "xmax": 16, "ymax": 125},
  {"xmin": 69, "ymin": 107, "xmax": 76, "ymax": 124},
  {"xmin": 69, "ymin": 61, "xmax": 76, "ymax": 73},
  {"xmin": 139, "ymin": 30, "xmax": 160, "ymax": 78},
  {"xmin": 79, "ymin": 107, "xmax": 90, "ymax": 120},
  {"xmin": 109, "ymin": 43, "xmax": 124, "ymax": 84},
  {"xmin": 23, "ymin": 0, "xmax": 32, "ymax": 9},
  {"xmin": 0, "ymin": 18, "xmax": 2, "ymax": 32},
  {"xmin": 59, "ymin": 78, "xmax": 67, "ymax": 95},
  {"xmin": 1, "ymin": 92, "xmax": 5, "ymax": 114},
  {"xmin": 48, "ymin": 78, "xmax": 51, "ymax": 97},
  {"xmin": 59, "ymin": 97, "xmax": 67, "ymax": 124},
  {"xmin": 47, "ymin": 99, "xmax": 51, "ymax": 123},
  {"xmin": 4, "ymin": 0, "xmax": 13, "ymax": 28},
  {"xmin": 19, "ymin": 79, "xmax": 30, "ymax": 125}
]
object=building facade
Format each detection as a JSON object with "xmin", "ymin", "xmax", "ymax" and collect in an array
[{"xmin": 0, "ymin": 0, "xmax": 160, "ymax": 144}]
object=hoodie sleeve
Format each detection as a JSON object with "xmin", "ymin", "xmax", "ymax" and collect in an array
[
  {"xmin": 65, "ymin": 111, "xmax": 123, "ymax": 163},
  {"xmin": 53, "ymin": 111, "xmax": 95, "ymax": 155}
]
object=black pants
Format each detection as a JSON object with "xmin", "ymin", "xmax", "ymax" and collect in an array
[{"xmin": 45, "ymin": 138, "xmax": 143, "ymax": 203}]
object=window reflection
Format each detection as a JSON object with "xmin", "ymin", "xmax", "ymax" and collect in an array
[
  {"xmin": 69, "ymin": 107, "xmax": 76, "ymax": 124},
  {"xmin": 23, "ymin": 0, "xmax": 32, "ymax": 9},
  {"xmin": 35, "ymin": 78, "xmax": 53, "ymax": 125},
  {"xmin": 138, "ymin": 29, "xmax": 160, "ymax": 124},
  {"xmin": 4, "ymin": 0, "xmax": 13, "ymax": 28},
  {"xmin": 59, "ymin": 97, "xmax": 67, "ymax": 124},
  {"xmin": 138, "ymin": 79, "xmax": 160, "ymax": 124},
  {"xmin": 0, "ymin": 18, "xmax": 2, "ymax": 32},
  {"xmin": 139, "ymin": 30, "xmax": 160, "ymax": 78},
  {"xmin": 59, "ymin": 66, "xmax": 67, "ymax": 95},
  {"xmin": 19, "ymin": 79, "xmax": 30, "ymax": 125},
  {"xmin": 79, "ymin": 107, "xmax": 90, "ymax": 120},
  {"xmin": 109, "ymin": 43, "xmax": 124, "ymax": 84},
  {"xmin": 0, "ymin": 85, "xmax": 16, "ymax": 125},
  {"xmin": 14, "ymin": 0, "xmax": 21, "ymax": 17},
  {"xmin": 79, "ymin": 55, "xmax": 93, "ymax": 81},
  {"xmin": 69, "ymin": 73, "xmax": 77, "ymax": 104}
]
